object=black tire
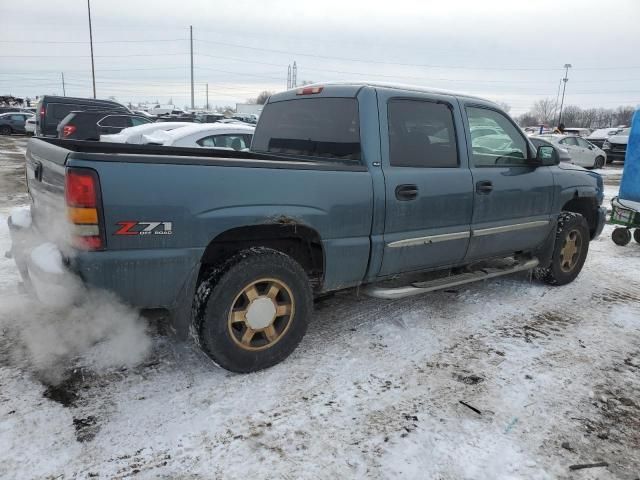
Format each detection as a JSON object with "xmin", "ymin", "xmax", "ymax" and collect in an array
[
  {"xmin": 193, "ymin": 248, "xmax": 313, "ymax": 373},
  {"xmin": 594, "ymin": 156, "xmax": 605, "ymax": 169},
  {"xmin": 612, "ymin": 227, "xmax": 632, "ymax": 246},
  {"xmin": 635, "ymin": 229, "xmax": 640, "ymax": 245},
  {"xmin": 534, "ymin": 212, "xmax": 590, "ymax": 286},
  {"xmin": 0, "ymin": 125, "xmax": 11, "ymax": 135}
]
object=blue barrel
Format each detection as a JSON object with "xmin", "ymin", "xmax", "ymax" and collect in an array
[{"xmin": 619, "ymin": 109, "xmax": 640, "ymax": 203}]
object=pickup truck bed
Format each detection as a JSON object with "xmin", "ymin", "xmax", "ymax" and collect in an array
[{"xmin": 9, "ymin": 82, "xmax": 606, "ymax": 373}]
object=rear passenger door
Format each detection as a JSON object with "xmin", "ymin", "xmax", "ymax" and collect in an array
[
  {"xmin": 378, "ymin": 92, "xmax": 474, "ymax": 276},
  {"xmin": 463, "ymin": 105, "xmax": 554, "ymax": 261}
]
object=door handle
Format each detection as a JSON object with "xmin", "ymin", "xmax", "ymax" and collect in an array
[
  {"xmin": 476, "ymin": 180, "xmax": 493, "ymax": 194},
  {"xmin": 395, "ymin": 184, "xmax": 418, "ymax": 201}
]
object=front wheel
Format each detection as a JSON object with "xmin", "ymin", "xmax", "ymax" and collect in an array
[
  {"xmin": 635, "ymin": 229, "xmax": 640, "ymax": 244},
  {"xmin": 193, "ymin": 248, "xmax": 313, "ymax": 373},
  {"xmin": 594, "ymin": 156, "xmax": 605, "ymax": 169},
  {"xmin": 535, "ymin": 212, "xmax": 590, "ymax": 286}
]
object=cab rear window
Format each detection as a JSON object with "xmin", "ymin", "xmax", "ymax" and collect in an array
[{"xmin": 252, "ymin": 98, "xmax": 361, "ymax": 161}]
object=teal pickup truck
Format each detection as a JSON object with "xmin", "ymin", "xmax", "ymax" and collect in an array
[{"xmin": 8, "ymin": 82, "xmax": 606, "ymax": 372}]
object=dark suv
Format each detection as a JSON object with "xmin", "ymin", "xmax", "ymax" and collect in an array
[
  {"xmin": 57, "ymin": 111, "xmax": 152, "ymax": 140},
  {"xmin": 35, "ymin": 95, "xmax": 131, "ymax": 137}
]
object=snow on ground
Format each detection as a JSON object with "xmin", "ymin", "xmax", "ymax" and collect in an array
[{"xmin": 1, "ymin": 137, "xmax": 639, "ymax": 479}]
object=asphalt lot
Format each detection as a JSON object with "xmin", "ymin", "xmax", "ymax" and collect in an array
[{"xmin": 0, "ymin": 135, "xmax": 638, "ymax": 479}]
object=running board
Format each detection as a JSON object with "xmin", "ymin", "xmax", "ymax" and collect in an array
[{"xmin": 363, "ymin": 258, "xmax": 539, "ymax": 300}]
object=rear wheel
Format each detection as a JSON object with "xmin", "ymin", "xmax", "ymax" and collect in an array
[
  {"xmin": 193, "ymin": 248, "xmax": 313, "ymax": 373},
  {"xmin": 535, "ymin": 212, "xmax": 589, "ymax": 286},
  {"xmin": 612, "ymin": 227, "xmax": 632, "ymax": 246},
  {"xmin": 0, "ymin": 125, "xmax": 11, "ymax": 135},
  {"xmin": 594, "ymin": 156, "xmax": 605, "ymax": 169}
]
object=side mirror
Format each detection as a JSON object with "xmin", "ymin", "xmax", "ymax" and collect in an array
[{"xmin": 535, "ymin": 145, "xmax": 559, "ymax": 166}]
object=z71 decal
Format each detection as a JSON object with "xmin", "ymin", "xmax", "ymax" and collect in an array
[{"xmin": 114, "ymin": 221, "xmax": 173, "ymax": 236}]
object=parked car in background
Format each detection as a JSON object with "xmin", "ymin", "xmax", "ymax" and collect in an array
[
  {"xmin": 0, "ymin": 106, "xmax": 23, "ymax": 115},
  {"xmin": 0, "ymin": 112, "xmax": 34, "ymax": 135},
  {"xmin": 562, "ymin": 127, "xmax": 592, "ymax": 137},
  {"xmin": 141, "ymin": 123, "xmax": 254, "ymax": 149},
  {"xmin": 530, "ymin": 136, "xmax": 571, "ymax": 163},
  {"xmin": 603, "ymin": 127, "xmax": 630, "ymax": 163},
  {"xmin": 25, "ymin": 117, "xmax": 36, "ymax": 135},
  {"xmin": 132, "ymin": 110, "xmax": 156, "ymax": 119},
  {"xmin": 149, "ymin": 105, "xmax": 185, "ymax": 116},
  {"xmin": 195, "ymin": 113, "xmax": 225, "ymax": 123},
  {"xmin": 100, "ymin": 122, "xmax": 192, "ymax": 144},
  {"xmin": 156, "ymin": 114, "xmax": 196, "ymax": 123},
  {"xmin": 57, "ymin": 111, "xmax": 152, "ymax": 140},
  {"xmin": 586, "ymin": 127, "xmax": 625, "ymax": 150},
  {"xmin": 35, "ymin": 95, "xmax": 130, "ymax": 137},
  {"xmin": 537, "ymin": 134, "xmax": 606, "ymax": 169}
]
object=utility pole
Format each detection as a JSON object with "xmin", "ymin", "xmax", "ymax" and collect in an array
[
  {"xmin": 61, "ymin": 72, "xmax": 66, "ymax": 96},
  {"xmin": 292, "ymin": 61, "xmax": 297, "ymax": 88},
  {"xmin": 557, "ymin": 63, "xmax": 572, "ymax": 126},
  {"xmin": 205, "ymin": 83, "xmax": 209, "ymax": 110},
  {"xmin": 552, "ymin": 78, "xmax": 562, "ymax": 126},
  {"xmin": 87, "ymin": 0, "xmax": 96, "ymax": 98},
  {"xmin": 190, "ymin": 26, "xmax": 194, "ymax": 109},
  {"xmin": 287, "ymin": 64, "xmax": 291, "ymax": 89}
]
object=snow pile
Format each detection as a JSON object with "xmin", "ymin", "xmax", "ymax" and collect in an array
[{"xmin": 9, "ymin": 205, "xmax": 31, "ymax": 228}]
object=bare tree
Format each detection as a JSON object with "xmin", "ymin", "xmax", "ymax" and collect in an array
[
  {"xmin": 531, "ymin": 98, "xmax": 556, "ymax": 125},
  {"xmin": 246, "ymin": 90, "xmax": 275, "ymax": 105},
  {"xmin": 559, "ymin": 105, "xmax": 582, "ymax": 126},
  {"xmin": 517, "ymin": 112, "xmax": 539, "ymax": 127},
  {"xmin": 613, "ymin": 106, "xmax": 635, "ymax": 126},
  {"xmin": 496, "ymin": 101, "xmax": 511, "ymax": 113}
]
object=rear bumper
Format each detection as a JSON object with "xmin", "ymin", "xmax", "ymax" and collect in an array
[
  {"xmin": 593, "ymin": 206, "xmax": 607, "ymax": 240},
  {"xmin": 604, "ymin": 151, "xmax": 626, "ymax": 162},
  {"xmin": 8, "ymin": 211, "xmax": 201, "ymax": 311}
]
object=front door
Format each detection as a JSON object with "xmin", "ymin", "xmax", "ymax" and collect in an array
[
  {"xmin": 463, "ymin": 105, "xmax": 555, "ymax": 261},
  {"xmin": 378, "ymin": 92, "xmax": 473, "ymax": 276}
]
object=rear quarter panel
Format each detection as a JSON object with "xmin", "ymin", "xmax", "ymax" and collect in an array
[{"xmin": 66, "ymin": 158, "xmax": 374, "ymax": 304}]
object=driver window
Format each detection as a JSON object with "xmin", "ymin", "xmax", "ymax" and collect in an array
[
  {"xmin": 466, "ymin": 107, "xmax": 528, "ymax": 167},
  {"xmin": 576, "ymin": 137, "xmax": 590, "ymax": 148}
]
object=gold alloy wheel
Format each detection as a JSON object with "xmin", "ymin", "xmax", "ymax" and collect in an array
[
  {"xmin": 559, "ymin": 228, "xmax": 583, "ymax": 273},
  {"xmin": 227, "ymin": 278, "xmax": 295, "ymax": 351}
]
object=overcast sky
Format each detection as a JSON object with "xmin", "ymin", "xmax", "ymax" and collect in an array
[{"xmin": 1, "ymin": 0, "xmax": 639, "ymax": 115}]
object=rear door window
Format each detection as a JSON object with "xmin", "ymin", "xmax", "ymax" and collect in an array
[
  {"xmin": 252, "ymin": 98, "xmax": 361, "ymax": 161},
  {"xmin": 559, "ymin": 137, "xmax": 578, "ymax": 146},
  {"xmin": 388, "ymin": 99, "xmax": 458, "ymax": 167}
]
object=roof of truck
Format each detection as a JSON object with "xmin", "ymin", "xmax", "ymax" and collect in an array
[{"xmin": 272, "ymin": 81, "xmax": 492, "ymax": 104}]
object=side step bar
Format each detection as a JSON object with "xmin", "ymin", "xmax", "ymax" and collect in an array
[{"xmin": 363, "ymin": 257, "xmax": 539, "ymax": 300}]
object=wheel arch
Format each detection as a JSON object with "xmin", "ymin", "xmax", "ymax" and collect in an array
[
  {"xmin": 561, "ymin": 194, "xmax": 599, "ymax": 238},
  {"xmin": 198, "ymin": 221, "xmax": 325, "ymax": 291}
]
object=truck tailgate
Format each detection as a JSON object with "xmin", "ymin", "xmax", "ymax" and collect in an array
[{"xmin": 25, "ymin": 138, "xmax": 69, "ymax": 239}]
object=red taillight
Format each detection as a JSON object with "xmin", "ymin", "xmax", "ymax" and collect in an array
[
  {"xmin": 296, "ymin": 86, "xmax": 324, "ymax": 95},
  {"xmin": 62, "ymin": 125, "xmax": 77, "ymax": 137},
  {"xmin": 65, "ymin": 169, "xmax": 97, "ymax": 207},
  {"xmin": 65, "ymin": 168, "xmax": 103, "ymax": 250},
  {"xmin": 39, "ymin": 106, "xmax": 45, "ymax": 120}
]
